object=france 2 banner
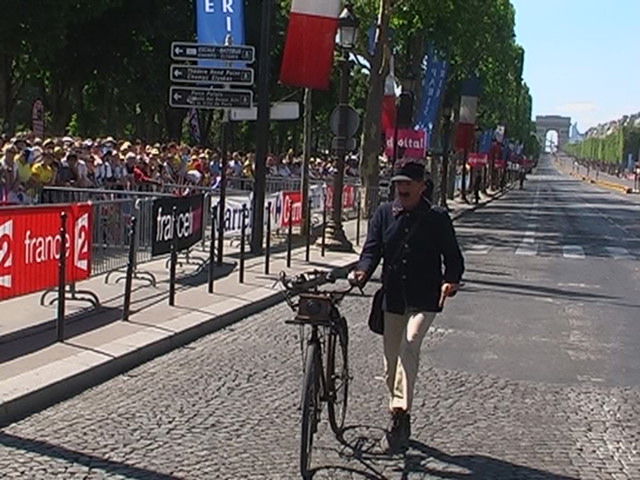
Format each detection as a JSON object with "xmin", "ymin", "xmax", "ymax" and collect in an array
[{"xmin": 0, "ymin": 203, "xmax": 92, "ymax": 301}]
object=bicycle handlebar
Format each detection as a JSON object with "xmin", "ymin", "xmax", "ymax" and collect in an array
[{"xmin": 278, "ymin": 269, "xmax": 364, "ymax": 307}]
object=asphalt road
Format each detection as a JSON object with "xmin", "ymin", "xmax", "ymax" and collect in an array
[{"xmin": 0, "ymin": 155, "xmax": 638, "ymax": 479}]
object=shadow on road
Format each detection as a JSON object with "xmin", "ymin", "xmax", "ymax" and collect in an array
[
  {"xmin": 465, "ymin": 277, "xmax": 640, "ymax": 309},
  {"xmin": 403, "ymin": 441, "xmax": 578, "ymax": 480},
  {"xmin": 311, "ymin": 425, "xmax": 578, "ymax": 479},
  {"xmin": 0, "ymin": 432, "xmax": 181, "ymax": 479}
]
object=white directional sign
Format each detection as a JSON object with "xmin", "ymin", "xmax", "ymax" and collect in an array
[
  {"xmin": 170, "ymin": 87, "xmax": 253, "ymax": 110},
  {"xmin": 229, "ymin": 102, "xmax": 300, "ymax": 121},
  {"xmin": 170, "ymin": 65, "xmax": 254, "ymax": 85},
  {"xmin": 171, "ymin": 42, "xmax": 255, "ymax": 63}
]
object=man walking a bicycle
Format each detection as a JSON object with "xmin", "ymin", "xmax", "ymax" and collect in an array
[{"xmin": 352, "ymin": 161, "xmax": 465, "ymax": 453}]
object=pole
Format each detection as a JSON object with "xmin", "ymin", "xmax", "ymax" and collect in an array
[
  {"xmin": 265, "ymin": 202, "xmax": 271, "ymax": 274},
  {"xmin": 250, "ymin": 0, "xmax": 273, "ymax": 254},
  {"xmin": 217, "ymin": 115, "xmax": 228, "ymax": 266},
  {"xmin": 240, "ymin": 204, "xmax": 247, "ymax": 283},
  {"xmin": 322, "ymin": 55, "xmax": 353, "ymax": 252},
  {"xmin": 305, "ymin": 195, "xmax": 311, "ymax": 262},
  {"xmin": 461, "ymin": 148, "xmax": 468, "ymax": 202},
  {"xmin": 123, "ymin": 216, "xmax": 137, "ymax": 321},
  {"xmin": 356, "ymin": 187, "xmax": 361, "ymax": 246},
  {"xmin": 169, "ymin": 206, "xmax": 177, "ymax": 306},
  {"xmin": 286, "ymin": 202, "xmax": 293, "ymax": 268},
  {"xmin": 321, "ymin": 191, "xmax": 327, "ymax": 257},
  {"xmin": 56, "ymin": 212, "xmax": 67, "ymax": 342},
  {"xmin": 301, "ymin": 88, "xmax": 312, "ymax": 237},
  {"xmin": 208, "ymin": 204, "xmax": 216, "ymax": 293}
]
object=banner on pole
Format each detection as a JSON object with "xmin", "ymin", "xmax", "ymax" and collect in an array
[
  {"xmin": 416, "ymin": 46, "xmax": 448, "ymax": 134},
  {"xmin": 384, "ymin": 129, "xmax": 428, "ymax": 159},
  {"xmin": 279, "ymin": 0, "xmax": 341, "ymax": 90},
  {"xmin": 0, "ymin": 203, "xmax": 92, "ymax": 301},
  {"xmin": 195, "ymin": 0, "xmax": 246, "ymax": 47},
  {"xmin": 151, "ymin": 195, "xmax": 204, "ymax": 256}
]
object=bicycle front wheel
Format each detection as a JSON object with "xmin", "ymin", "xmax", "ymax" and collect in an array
[
  {"xmin": 327, "ymin": 320, "xmax": 349, "ymax": 436},
  {"xmin": 300, "ymin": 341, "xmax": 320, "ymax": 479}
]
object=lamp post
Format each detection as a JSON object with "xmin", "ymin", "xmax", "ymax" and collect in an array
[{"xmin": 323, "ymin": 5, "xmax": 358, "ymax": 252}]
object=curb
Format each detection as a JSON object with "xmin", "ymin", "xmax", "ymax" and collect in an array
[
  {"xmin": 564, "ymin": 167, "xmax": 634, "ymax": 194},
  {"xmin": 0, "ymin": 261, "xmax": 356, "ymax": 427}
]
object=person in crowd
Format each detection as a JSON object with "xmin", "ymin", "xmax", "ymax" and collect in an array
[{"xmin": 31, "ymin": 150, "xmax": 57, "ymax": 188}]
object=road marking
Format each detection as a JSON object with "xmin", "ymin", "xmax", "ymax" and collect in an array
[
  {"xmin": 605, "ymin": 246, "xmax": 632, "ymax": 260},
  {"xmin": 563, "ymin": 245, "xmax": 585, "ymax": 259},
  {"xmin": 466, "ymin": 245, "xmax": 491, "ymax": 255},
  {"xmin": 516, "ymin": 244, "xmax": 538, "ymax": 256}
]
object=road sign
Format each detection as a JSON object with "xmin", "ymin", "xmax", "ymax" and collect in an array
[
  {"xmin": 170, "ymin": 87, "xmax": 253, "ymax": 109},
  {"xmin": 331, "ymin": 137, "xmax": 358, "ymax": 153},
  {"xmin": 171, "ymin": 42, "xmax": 255, "ymax": 63},
  {"xmin": 229, "ymin": 102, "xmax": 300, "ymax": 121},
  {"xmin": 170, "ymin": 65, "xmax": 254, "ymax": 85},
  {"xmin": 330, "ymin": 106, "xmax": 360, "ymax": 137}
]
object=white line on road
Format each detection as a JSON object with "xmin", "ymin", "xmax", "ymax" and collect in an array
[
  {"xmin": 514, "ymin": 186, "xmax": 541, "ymax": 256},
  {"xmin": 516, "ymin": 244, "xmax": 538, "ymax": 256},
  {"xmin": 466, "ymin": 245, "xmax": 491, "ymax": 255},
  {"xmin": 563, "ymin": 245, "xmax": 586, "ymax": 259},
  {"xmin": 605, "ymin": 246, "xmax": 632, "ymax": 260}
]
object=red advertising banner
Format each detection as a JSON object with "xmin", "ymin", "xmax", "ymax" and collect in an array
[
  {"xmin": 280, "ymin": 191, "xmax": 303, "ymax": 228},
  {"xmin": 0, "ymin": 203, "xmax": 92, "ymax": 301},
  {"xmin": 494, "ymin": 158, "xmax": 507, "ymax": 169},
  {"xmin": 342, "ymin": 185, "xmax": 356, "ymax": 210},
  {"xmin": 384, "ymin": 129, "xmax": 428, "ymax": 159},
  {"xmin": 325, "ymin": 185, "xmax": 357, "ymax": 213},
  {"xmin": 468, "ymin": 153, "xmax": 488, "ymax": 168}
]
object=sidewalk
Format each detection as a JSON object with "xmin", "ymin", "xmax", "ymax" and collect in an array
[
  {"xmin": 0, "ymin": 188, "xmax": 508, "ymax": 427},
  {"xmin": 555, "ymin": 156, "xmax": 638, "ymax": 194}
]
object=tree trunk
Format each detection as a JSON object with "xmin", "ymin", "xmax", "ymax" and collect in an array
[{"xmin": 359, "ymin": 0, "xmax": 392, "ymax": 219}]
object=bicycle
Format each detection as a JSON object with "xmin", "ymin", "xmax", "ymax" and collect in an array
[{"xmin": 279, "ymin": 269, "xmax": 361, "ymax": 479}]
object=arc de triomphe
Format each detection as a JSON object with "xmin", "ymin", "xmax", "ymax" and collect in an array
[{"xmin": 535, "ymin": 115, "xmax": 571, "ymax": 149}]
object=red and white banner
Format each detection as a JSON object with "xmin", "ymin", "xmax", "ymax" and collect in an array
[
  {"xmin": 279, "ymin": 0, "xmax": 341, "ymax": 90},
  {"xmin": 384, "ymin": 129, "xmax": 428, "ymax": 159},
  {"xmin": 325, "ymin": 184, "xmax": 356, "ymax": 212},
  {"xmin": 281, "ymin": 191, "xmax": 303, "ymax": 228},
  {"xmin": 0, "ymin": 203, "xmax": 92, "ymax": 301},
  {"xmin": 468, "ymin": 153, "xmax": 488, "ymax": 168}
]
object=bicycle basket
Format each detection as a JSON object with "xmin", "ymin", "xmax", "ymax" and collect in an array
[{"xmin": 295, "ymin": 294, "xmax": 334, "ymax": 326}]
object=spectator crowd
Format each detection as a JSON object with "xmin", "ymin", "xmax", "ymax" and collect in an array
[{"xmin": 0, "ymin": 132, "xmax": 361, "ymax": 205}]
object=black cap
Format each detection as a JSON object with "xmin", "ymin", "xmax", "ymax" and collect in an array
[{"xmin": 391, "ymin": 161, "xmax": 425, "ymax": 182}]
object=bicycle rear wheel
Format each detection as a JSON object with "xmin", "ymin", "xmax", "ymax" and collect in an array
[
  {"xmin": 327, "ymin": 320, "xmax": 349, "ymax": 436},
  {"xmin": 300, "ymin": 341, "xmax": 320, "ymax": 479}
]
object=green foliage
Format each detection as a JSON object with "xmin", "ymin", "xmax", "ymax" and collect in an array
[
  {"xmin": 1, "ymin": 0, "xmax": 532, "ymax": 151},
  {"xmin": 565, "ymin": 127, "xmax": 627, "ymax": 164}
]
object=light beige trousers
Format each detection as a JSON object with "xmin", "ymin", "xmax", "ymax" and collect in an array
[{"xmin": 383, "ymin": 311, "xmax": 437, "ymax": 412}]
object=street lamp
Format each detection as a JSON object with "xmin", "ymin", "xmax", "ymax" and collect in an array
[{"xmin": 322, "ymin": 5, "xmax": 359, "ymax": 252}]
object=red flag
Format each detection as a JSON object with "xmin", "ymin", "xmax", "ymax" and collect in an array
[
  {"xmin": 381, "ymin": 73, "xmax": 396, "ymax": 131},
  {"xmin": 280, "ymin": 0, "xmax": 341, "ymax": 90}
]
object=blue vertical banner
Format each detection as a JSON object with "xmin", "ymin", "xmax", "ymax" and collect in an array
[
  {"xmin": 416, "ymin": 46, "xmax": 449, "ymax": 134},
  {"xmin": 479, "ymin": 130, "xmax": 494, "ymax": 154},
  {"xmin": 195, "ymin": 0, "xmax": 246, "ymax": 46}
]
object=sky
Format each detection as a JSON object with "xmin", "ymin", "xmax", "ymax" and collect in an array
[{"xmin": 512, "ymin": 0, "xmax": 640, "ymax": 133}]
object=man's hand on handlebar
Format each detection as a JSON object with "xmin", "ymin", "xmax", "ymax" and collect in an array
[{"xmin": 348, "ymin": 270, "xmax": 367, "ymax": 287}]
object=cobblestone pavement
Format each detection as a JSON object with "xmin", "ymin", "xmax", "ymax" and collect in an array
[{"xmin": 0, "ymin": 279, "xmax": 638, "ymax": 479}]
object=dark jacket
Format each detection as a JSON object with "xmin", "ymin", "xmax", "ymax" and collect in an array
[{"xmin": 357, "ymin": 199, "xmax": 465, "ymax": 314}]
